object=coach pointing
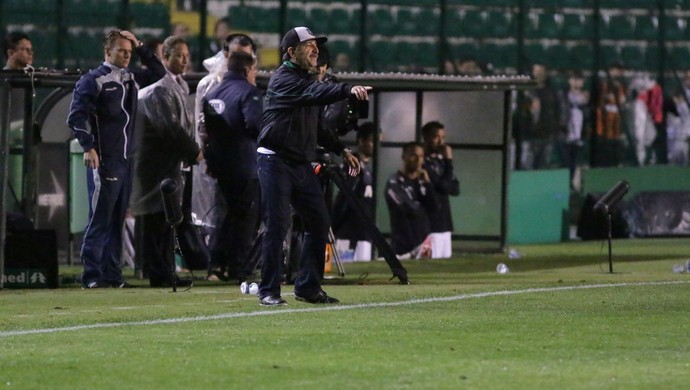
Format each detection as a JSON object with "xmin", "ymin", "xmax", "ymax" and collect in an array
[{"xmin": 256, "ymin": 27, "xmax": 371, "ymax": 306}]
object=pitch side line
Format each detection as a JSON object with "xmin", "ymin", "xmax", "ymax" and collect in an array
[{"xmin": 1, "ymin": 281, "xmax": 688, "ymax": 338}]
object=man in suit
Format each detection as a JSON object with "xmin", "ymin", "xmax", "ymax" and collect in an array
[{"xmin": 130, "ymin": 35, "xmax": 203, "ymax": 287}]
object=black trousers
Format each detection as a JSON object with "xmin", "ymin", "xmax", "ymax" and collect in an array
[
  {"xmin": 135, "ymin": 212, "xmax": 175, "ymax": 285},
  {"xmin": 208, "ymin": 177, "xmax": 259, "ymax": 277}
]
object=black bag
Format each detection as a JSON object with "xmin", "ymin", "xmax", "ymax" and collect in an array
[{"xmin": 176, "ymin": 221, "xmax": 211, "ymax": 270}]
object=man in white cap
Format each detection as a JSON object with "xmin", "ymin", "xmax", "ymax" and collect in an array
[{"xmin": 256, "ymin": 26, "xmax": 372, "ymax": 306}]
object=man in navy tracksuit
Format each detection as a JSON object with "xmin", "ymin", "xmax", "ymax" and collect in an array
[
  {"xmin": 256, "ymin": 27, "xmax": 372, "ymax": 306},
  {"xmin": 202, "ymin": 51, "xmax": 262, "ymax": 282},
  {"xmin": 67, "ymin": 30, "xmax": 160, "ymax": 288}
]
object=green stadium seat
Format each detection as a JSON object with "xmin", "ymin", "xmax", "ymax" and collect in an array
[
  {"xmin": 600, "ymin": 0, "xmax": 653, "ymax": 9},
  {"xmin": 451, "ymin": 42, "xmax": 479, "ymax": 62},
  {"xmin": 413, "ymin": 41, "xmax": 438, "ymax": 69},
  {"xmin": 525, "ymin": 12, "xmax": 561, "ymax": 39},
  {"xmin": 663, "ymin": 16, "xmax": 688, "ymax": 41},
  {"xmin": 620, "ymin": 45, "xmax": 646, "ymax": 70},
  {"xmin": 522, "ymin": 43, "xmax": 548, "ymax": 66},
  {"xmin": 368, "ymin": 9, "xmax": 395, "ymax": 36},
  {"xmin": 287, "ymin": 8, "xmax": 308, "ymax": 28},
  {"xmin": 327, "ymin": 40, "xmax": 355, "ymax": 70},
  {"xmin": 417, "ymin": 8, "xmax": 439, "ymax": 37},
  {"xmin": 396, "ymin": 8, "xmax": 417, "ymax": 36},
  {"xmin": 480, "ymin": 43, "xmax": 517, "ymax": 70},
  {"xmin": 570, "ymin": 44, "xmax": 595, "ymax": 70},
  {"xmin": 667, "ymin": 46, "xmax": 690, "ymax": 67},
  {"xmin": 131, "ymin": 2, "xmax": 169, "ymax": 31},
  {"xmin": 308, "ymin": 8, "xmax": 330, "ymax": 35},
  {"xmin": 393, "ymin": 41, "xmax": 414, "ymax": 70},
  {"xmin": 330, "ymin": 8, "xmax": 359, "ymax": 35},
  {"xmin": 562, "ymin": 13, "xmax": 593, "ymax": 40},
  {"xmin": 445, "ymin": 9, "xmax": 463, "ymax": 37},
  {"xmin": 563, "ymin": 0, "xmax": 592, "ymax": 7},
  {"xmin": 367, "ymin": 41, "xmax": 396, "ymax": 71},
  {"xmin": 231, "ymin": 5, "xmax": 279, "ymax": 33},
  {"xmin": 526, "ymin": 0, "xmax": 561, "ymax": 7},
  {"xmin": 599, "ymin": 44, "xmax": 621, "ymax": 69},
  {"xmin": 600, "ymin": 14, "xmax": 635, "ymax": 40},
  {"xmin": 645, "ymin": 45, "xmax": 661, "ymax": 69},
  {"xmin": 228, "ymin": 6, "xmax": 250, "ymax": 30},
  {"xmin": 460, "ymin": 10, "xmax": 490, "ymax": 38},
  {"xmin": 545, "ymin": 45, "xmax": 570, "ymax": 70},
  {"xmin": 634, "ymin": 15, "xmax": 658, "ymax": 41},
  {"xmin": 450, "ymin": 0, "xmax": 505, "ymax": 6},
  {"xmin": 489, "ymin": 11, "xmax": 516, "ymax": 39}
]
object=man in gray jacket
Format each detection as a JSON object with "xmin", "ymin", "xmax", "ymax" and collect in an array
[{"xmin": 130, "ymin": 36, "xmax": 202, "ymax": 287}]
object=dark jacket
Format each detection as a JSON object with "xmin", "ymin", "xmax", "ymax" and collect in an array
[
  {"xmin": 258, "ymin": 61, "xmax": 353, "ymax": 162},
  {"xmin": 332, "ymin": 157, "xmax": 374, "ymax": 241},
  {"xmin": 203, "ymin": 72, "xmax": 263, "ymax": 179},
  {"xmin": 67, "ymin": 63, "xmax": 138, "ymax": 160},
  {"xmin": 424, "ymin": 153, "xmax": 460, "ymax": 232},
  {"xmin": 67, "ymin": 45, "xmax": 162, "ymax": 159},
  {"xmin": 129, "ymin": 45, "xmax": 166, "ymax": 88},
  {"xmin": 385, "ymin": 171, "xmax": 439, "ymax": 255}
]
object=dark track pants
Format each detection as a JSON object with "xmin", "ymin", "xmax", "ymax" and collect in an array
[{"xmin": 81, "ymin": 158, "xmax": 132, "ymax": 287}]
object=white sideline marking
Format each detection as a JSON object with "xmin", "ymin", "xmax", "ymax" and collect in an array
[{"xmin": 1, "ymin": 281, "xmax": 687, "ymax": 338}]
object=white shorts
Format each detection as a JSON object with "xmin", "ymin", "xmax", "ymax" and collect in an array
[{"xmin": 428, "ymin": 231, "xmax": 452, "ymax": 259}]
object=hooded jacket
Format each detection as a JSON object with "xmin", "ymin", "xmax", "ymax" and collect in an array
[{"xmin": 258, "ymin": 60, "xmax": 353, "ymax": 163}]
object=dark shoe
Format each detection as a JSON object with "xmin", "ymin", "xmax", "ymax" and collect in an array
[
  {"xmin": 260, "ymin": 296, "xmax": 287, "ymax": 306},
  {"xmin": 82, "ymin": 281, "xmax": 109, "ymax": 289},
  {"xmin": 295, "ymin": 290, "xmax": 339, "ymax": 304},
  {"xmin": 112, "ymin": 281, "xmax": 136, "ymax": 288}
]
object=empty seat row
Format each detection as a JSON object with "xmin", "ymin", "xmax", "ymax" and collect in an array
[{"xmin": 230, "ymin": 5, "xmax": 440, "ymax": 37}]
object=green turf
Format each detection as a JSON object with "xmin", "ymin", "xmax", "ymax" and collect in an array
[{"xmin": 1, "ymin": 238, "xmax": 690, "ymax": 389}]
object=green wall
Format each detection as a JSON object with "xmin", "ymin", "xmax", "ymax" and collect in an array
[{"xmin": 508, "ymin": 169, "xmax": 570, "ymax": 244}]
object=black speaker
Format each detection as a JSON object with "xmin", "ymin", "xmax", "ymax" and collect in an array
[
  {"xmin": 3, "ymin": 230, "xmax": 59, "ymax": 288},
  {"xmin": 577, "ymin": 193, "xmax": 629, "ymax": 240}
]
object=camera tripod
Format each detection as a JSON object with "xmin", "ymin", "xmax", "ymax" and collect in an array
[{"xmin": 240, "ymin": 160, "xmax": 409, "ymax": 285}]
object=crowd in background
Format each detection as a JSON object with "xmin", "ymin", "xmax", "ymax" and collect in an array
[{"xmin": 509, "ymin": 62, "xmax": 690, "ymax": 190}]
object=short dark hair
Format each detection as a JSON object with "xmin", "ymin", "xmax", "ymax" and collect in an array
[
  {"xmin": 421, "ymin": 121, "xmax": 444, "ymax": 140},
  {"xmin": 143, "ymin": 37, "xmax": 163, "ymax": 53},
  {"xmin": 227, "ymin": 51, "xmax": 255, "ymax": 76},
  {"xmin": 356, "ymin": 122, "xmax": 376, "ymax": 140},
  {"xmin": 214, "ymin": 16, "xmax": 231, "ymax": 32},
  {"xmin": 223, "ymin": 33, "xmax": 255, "ymax": 53},
  {"xmin": 162, "ymin": 35, "xmax": 187, "ymax": 60},
  {"xmin": 317, "ymin": 43, "xmax": 330, "ymax": 68},
  {"xmin": 4, "ymin": 31, "xmax": 30, "ymax": 59},
  {"xmin": 402, "ymin": 141, "xmax": 423, "ymax": 157}
]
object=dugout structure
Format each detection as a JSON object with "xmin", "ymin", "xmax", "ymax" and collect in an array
[{"xmin": 0, "ymin": 70, "xmax": 533, "ymax": 288}]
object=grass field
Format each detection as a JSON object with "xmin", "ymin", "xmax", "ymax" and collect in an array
[{"xmin": 1, "ymin": 238, "xmax": 690, "ymax": 389}]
